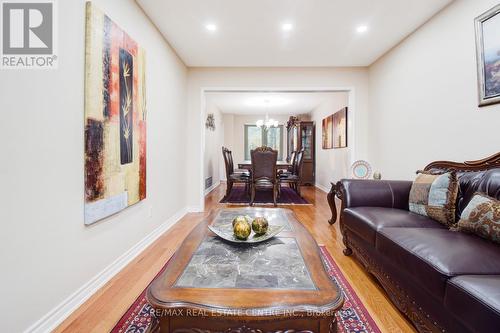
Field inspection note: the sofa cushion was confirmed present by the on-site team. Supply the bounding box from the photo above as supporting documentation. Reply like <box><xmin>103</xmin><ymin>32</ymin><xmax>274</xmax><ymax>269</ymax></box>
<box><xmin>445</xmin><ymin>275</ymin><xmax>500</xmax><ymax>332</ymax></box>
<box><xmin>454</xmin><ymin>193</ymin><xmax>500</xmax><ymax>244</ymax></box>
<box><xmin>376</xmin><ymin>228</ymin><xmax>500</xmax><ymax>299</ymax></box>
<box><xmin>409</xmin><ymin>172</ymin><xmax>459</xmax><ymax>226</ymax></box>
<box><xmin>343</xmin><ymin>207</ymin><xmax>444</xmax><ymax>245</ymax></box>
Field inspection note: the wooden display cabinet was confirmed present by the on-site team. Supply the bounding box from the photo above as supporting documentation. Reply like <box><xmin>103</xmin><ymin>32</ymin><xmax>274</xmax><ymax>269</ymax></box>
<box><xmin>286</xmin><ymin>116</ymin><xmax>315</xmax><ymax>185</ymax></box>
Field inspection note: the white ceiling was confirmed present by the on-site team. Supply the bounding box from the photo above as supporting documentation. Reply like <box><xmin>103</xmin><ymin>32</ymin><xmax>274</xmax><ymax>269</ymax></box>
<box><xmin>206</xmin><ymin>91</ymin><xmax>346</xmax><ymax>115</ymax></box>
<box><xmin>136</xmin><ymin>0</ymin><xmax>452</xmax><ymax>67</ymax></box>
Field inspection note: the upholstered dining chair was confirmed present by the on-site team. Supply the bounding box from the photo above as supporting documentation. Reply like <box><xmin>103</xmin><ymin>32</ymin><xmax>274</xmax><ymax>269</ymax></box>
<box><xmin>222</xmin><ymin>147</ymin><xmax>250</xmax><ymax>200</ymax></box>
<box><xmin>279</xmin><ymin>150</ymin><xmax>297</xmax><ymax>177</ymax></box>
<box><xmin>250</xmin><ymin>146</ymin><xmax>278</xmax><ymax>207</ymax></box>
<box><xmin>279</xmin><ymin>149</ymin><xmax>304</xmax><ymax>196</ymax></box>
<box><xmin>287</xmin><ymin>150</ymin><xmax>297</xmax><ymax>167</ymax></box>
<box><xmin>280</xmin><ymin>149</ymin><xmax>300</xmax><ymax>179</ymax></box>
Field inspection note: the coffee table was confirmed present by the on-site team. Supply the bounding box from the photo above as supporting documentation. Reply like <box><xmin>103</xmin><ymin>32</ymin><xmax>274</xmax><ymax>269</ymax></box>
<box><xmin>147</xmin><ymin>208</ymin><xmax>343</xmax><ymax>332</ymax></box>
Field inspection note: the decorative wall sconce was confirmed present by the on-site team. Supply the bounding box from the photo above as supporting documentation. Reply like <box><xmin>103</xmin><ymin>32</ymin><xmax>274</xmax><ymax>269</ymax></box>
<box><xmin>206</xmin><ymin>113</ymin><xmax>216</xmax><ymax>131</ymax></box>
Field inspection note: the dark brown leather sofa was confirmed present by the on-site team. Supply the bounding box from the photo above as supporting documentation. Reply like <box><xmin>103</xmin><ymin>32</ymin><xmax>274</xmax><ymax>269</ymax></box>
<box><xmin>328</xmin><ymin>153</ymin><xmax>500</xmax><ymax>333</ymax></box>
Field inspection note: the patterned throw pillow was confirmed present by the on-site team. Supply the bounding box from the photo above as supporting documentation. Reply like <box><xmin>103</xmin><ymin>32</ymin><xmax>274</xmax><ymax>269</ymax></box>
<box><xmin>409</xmin><ymin>171</ymin><xmax>458</xmax><ymax>226</ymax></box>
<box><xmin>454</xmin><ymin>193</ymin><xmax>500</xmax><ymax>244</ymax></box>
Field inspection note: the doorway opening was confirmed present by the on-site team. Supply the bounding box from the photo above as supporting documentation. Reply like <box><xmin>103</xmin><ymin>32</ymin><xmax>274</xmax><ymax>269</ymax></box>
<box><xmin>199</xmin><ymin>88</ymin><xmax>356</xmax><ymax>211</ymax></box>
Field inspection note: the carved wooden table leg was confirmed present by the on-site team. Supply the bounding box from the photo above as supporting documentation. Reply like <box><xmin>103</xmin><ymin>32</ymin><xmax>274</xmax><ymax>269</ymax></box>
<box><xmin>320</xmin><ymin>317</ymin><xmax>337</xmax><ymax>333</ymax></box>
<box><xmin>327</xmin><ymin>182</ymin><xmax>337</xmax><ymax>225</ymax></box>
<box><xmin>329</xmin><ymin>317</ymin><xmax>338</xmax><ymax>333</ymax></box>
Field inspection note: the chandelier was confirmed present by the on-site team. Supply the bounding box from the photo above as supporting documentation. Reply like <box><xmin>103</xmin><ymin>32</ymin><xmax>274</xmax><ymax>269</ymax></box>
<box><xmin>256</xmin><ymin>114</ymin><xmax>279</xmax><ymax>129</ymax></box>
<box><xmin>256</xmin><ymin>100</ymin><xmax>279</xmax><ymax>129</ymax></box>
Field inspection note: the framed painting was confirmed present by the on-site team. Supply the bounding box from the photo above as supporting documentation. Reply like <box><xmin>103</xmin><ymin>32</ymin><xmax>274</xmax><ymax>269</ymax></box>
<box><xmin>322</xmin><ymin>114</ymin><xmax>333</xmax><ymax>149</ymax></box>
<box><xmin>475</xmin><ymin>4</ymin><xmax>500</xmax><ymax>106</ymax></box>
<box><xmin>333</xmin><ymin>107</ymin><xmax>347</xmax><ymax>149</ymax></box>
<box><xmin>84</xmin><ymin>2</ymin><xmax>147</xmax><ymax>225</ymax></box>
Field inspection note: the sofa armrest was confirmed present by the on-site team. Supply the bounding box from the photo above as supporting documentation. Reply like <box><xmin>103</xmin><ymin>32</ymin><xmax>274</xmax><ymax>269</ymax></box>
<box><xmin>338</xmin><ymin>179</ymin><xmax>412</xmax><ymax>210</ymax></box>
<box><xmin>326</xmin><ymin>179</ymin><xmax>413</xmax><ymax>225</ymax></box>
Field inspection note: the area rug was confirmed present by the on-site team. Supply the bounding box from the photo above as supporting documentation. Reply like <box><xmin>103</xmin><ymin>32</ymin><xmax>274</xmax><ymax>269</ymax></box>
<box><xmin>219</xmin><ymin>186</ymin><xmax>310</xmax><ymax>205</ymax></box>
<box><xmin>111</xmin><ymin>246</ymin><xmax>380</xmax><ymax>333</ymax></box>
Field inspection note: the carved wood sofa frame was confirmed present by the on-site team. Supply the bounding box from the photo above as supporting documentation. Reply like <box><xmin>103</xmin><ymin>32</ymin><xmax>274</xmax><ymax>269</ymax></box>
<box><xmin>326</xmin><ymin>152</ymin><xmax>500</xmax><ymax>332</ymax></box>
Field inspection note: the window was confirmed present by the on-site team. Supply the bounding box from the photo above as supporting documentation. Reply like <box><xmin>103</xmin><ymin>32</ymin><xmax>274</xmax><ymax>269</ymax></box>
<box><xmin>244</xmin><ymin>125</ymin><xmax>283</xmax><ymax>160</ymax></box>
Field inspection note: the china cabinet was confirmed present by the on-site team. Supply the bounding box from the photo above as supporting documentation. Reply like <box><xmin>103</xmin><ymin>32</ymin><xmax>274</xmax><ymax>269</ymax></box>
<box><xmin>286</xmin><ymin>116</ymin><xmax>315</xmax><ymax>185</ymax></box>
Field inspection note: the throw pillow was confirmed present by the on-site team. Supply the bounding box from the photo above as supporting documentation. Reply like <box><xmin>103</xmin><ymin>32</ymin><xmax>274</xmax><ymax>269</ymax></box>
<box><xmin>409</xmin><ymin>171</ymin><xmax>458</xmax><ymax>226</ymax></box>
<box><xmin>453</xmin><ymin>193</ymin><xmax>500</xmax><ymax>244</ymax></box>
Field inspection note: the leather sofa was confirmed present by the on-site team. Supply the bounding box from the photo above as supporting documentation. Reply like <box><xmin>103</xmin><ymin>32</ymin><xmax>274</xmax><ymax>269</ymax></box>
<box><xmin>331</xmin><ymin>153</ymin><xmax>500</xmax><ymax>333</ymax></box>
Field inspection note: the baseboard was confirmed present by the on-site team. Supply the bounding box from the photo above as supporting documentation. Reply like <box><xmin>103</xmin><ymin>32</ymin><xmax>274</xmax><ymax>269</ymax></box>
<box><xmin>24</xmin><ymin>207</ymin><xmax>189</xmax><ymax>333</ymax></box>
<box><xmin>204</xmin><ymin>181</ymin><xmax>220</xmax><ymax>196</ymax></box>
<box><xmin>186</xmin><ymin>205</ymin><xmax>203</xmax><ymax>213</ymax></box>
<box><xmin>315</xmin><ymin>183</ymin><xmax>331</xmax><ymax>193</ymax></box>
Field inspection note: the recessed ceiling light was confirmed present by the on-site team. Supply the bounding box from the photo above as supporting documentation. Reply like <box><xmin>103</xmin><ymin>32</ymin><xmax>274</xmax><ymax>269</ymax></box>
<box><xmin>205</xmin><ymin>23</ymin><xmax>217</xmax><ymax>32</ymax></box>
<box><xmin>245</xmin><ymin>97</ymin><xmax>290</xmax><ymax>108</ymax></box>
<box><xmin>282</xmin><ymin>23</ymin><xmax>293</xmax><ymax>32</ymax></box>
<box><xmin>356</xmin><ymin>25</ymin><xmax>368</xmax><ymax>33</ymax></box>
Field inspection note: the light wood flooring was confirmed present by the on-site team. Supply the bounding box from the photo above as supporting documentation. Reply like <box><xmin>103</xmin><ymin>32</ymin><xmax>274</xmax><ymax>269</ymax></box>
<box><xmin>54</xmin><ymin>184</ymin><xmax>415</xmax><ymax>333</ymax></box>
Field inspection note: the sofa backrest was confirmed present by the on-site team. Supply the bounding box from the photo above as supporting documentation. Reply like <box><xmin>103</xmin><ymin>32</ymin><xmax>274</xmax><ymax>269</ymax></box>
<box><xmin>423</xmin><ymin>153</ymin><xmax>500</xmax><ymax>221</ymax></box>
<box><xmin>456</xmin><ymin>169</ymin><xmax>500</xmax><ymax>219</ymax></box>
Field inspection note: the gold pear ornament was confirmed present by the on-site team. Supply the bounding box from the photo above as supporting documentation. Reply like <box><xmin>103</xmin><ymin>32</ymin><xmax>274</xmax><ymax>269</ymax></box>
<box><xmin>233</xmin><ymin>217</ymin><xmax>251</xmax><ymax>240</ymax></box>
<box><xmin>252</xmin><ymin>217</ymin><xmax>269</xmax><ymax>236</ymax></box>
<box><xmin>232</xmin><ymin>215</ymin><xmax>248</xmax><ymax>227</ymax></box>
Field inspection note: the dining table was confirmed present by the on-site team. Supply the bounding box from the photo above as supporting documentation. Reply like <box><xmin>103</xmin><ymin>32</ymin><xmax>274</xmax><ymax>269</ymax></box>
<box><xmin>237</xmin><ymin>160</ymin><xmax>291</xmax><ymax>170</ymax></box>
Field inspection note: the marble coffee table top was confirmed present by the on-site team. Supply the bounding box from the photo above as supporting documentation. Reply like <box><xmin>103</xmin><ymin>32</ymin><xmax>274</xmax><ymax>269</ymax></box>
<box><xmin>174</xmin><ymin>208</ymin><xmax>314</xmax><ymax>290</ymax></box>
<box><xmin>147</xmin><ymin>208</ymin><xmax>343</xmax><ymax>320</ymax></box>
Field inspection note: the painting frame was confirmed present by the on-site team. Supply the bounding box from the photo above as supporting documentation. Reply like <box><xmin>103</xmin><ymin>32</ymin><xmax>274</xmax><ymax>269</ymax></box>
<box><xmin>321</xmin><ymin>114</ymin><xmax>333</xmax><ymax>149</ymax></box>
<box><xmin>333</xmin><ymin>107</ymin><xmax>348</xmax><ymax>149</ymax></box>
<box><xmin>475</xmin><ymin>4</ymin><xmax>500</xmax><ymax>107</ymax></box>
<box><xmin>84</xmin><ymin>2</ymin><xmax>147</xmax><ymax>225</ymax></box>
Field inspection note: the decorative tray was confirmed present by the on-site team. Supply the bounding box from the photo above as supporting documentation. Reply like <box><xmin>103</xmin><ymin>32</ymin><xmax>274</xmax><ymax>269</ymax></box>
<box><xmin>208</xmin><ymin>224</ymin><xmax>284</xmax><ymax>244</ymax></box>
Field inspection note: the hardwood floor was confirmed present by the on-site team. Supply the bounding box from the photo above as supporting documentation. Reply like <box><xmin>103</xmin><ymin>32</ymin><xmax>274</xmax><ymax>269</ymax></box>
<box><xmin>54</xmin><ymin>184</ymin><xmax>416</xmax><ymax>333</ymax></box>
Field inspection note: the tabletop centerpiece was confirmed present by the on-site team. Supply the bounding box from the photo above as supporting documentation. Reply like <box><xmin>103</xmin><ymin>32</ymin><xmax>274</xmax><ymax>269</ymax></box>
<box><xmin>209</xmin><ymin>214</ymin><xmax>283</xmax><ymax>243</ymax></box>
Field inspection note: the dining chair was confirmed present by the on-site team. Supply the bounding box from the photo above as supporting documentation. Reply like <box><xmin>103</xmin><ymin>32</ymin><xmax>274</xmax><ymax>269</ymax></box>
<box><xmin>279</xmin><ymin>149</ymin><xmax>305</xmax><ymax>196</ymax></box>
<box><xmin>222</xmin><ymin>147</ymin><xmax>250</xmax><ymax>200</ymax></box>
<box><xmin>287</xmin><ymin>150</ymin><xmax>297</xmax><ymax>166</ymax></box>
<box><xmin>250</xmin><ymin>146</ymin><xmax>278</xmax><ymax>207</ymax></box>
<box><xmin>280</xmin><ymin>150</ymin><xmax>297</xmax><ymax>177</ymax></box>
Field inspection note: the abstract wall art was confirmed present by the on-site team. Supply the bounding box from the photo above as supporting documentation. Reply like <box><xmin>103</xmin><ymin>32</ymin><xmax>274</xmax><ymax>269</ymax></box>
<box><xmin>333</xmin><ymin>107</ymin><xmax>347</xmax><ymax>149</ymax></box>
<box><xmin>84</xmin><ymin>2</ymin><xmax>146</xmax><ymax>225</ymax></box>
<box><xmin>475</xmin><ymin>4</ymin><xmax>500</xmax><ymax>106</ymax></box>
<box><xmin>321</xmin><ymin>114</ymin><xmax>333</xmax><ymax>149</ymax></box>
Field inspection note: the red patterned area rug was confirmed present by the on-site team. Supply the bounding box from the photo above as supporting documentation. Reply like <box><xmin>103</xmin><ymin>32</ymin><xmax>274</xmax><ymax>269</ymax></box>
<box><xmin>111</xmin><ymin>246</ymin><xmax>380</xmax><ymax>333</ymax></box>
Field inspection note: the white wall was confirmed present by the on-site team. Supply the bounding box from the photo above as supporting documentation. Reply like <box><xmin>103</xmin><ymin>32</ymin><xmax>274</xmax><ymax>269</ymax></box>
<box><xmin>203</xmin><ymin>104</ymin><xmax>223</xmax><ymax>190</ymax></box>
<box><xmin>369</xmin><ymin>0</ymin><xmax>500</xmax><ymax>180</ymax></box>
<box><xmin>187</xmin><ymin>68</ymin><xmax>370</xmax><ymax>209</ymax></box>
<box><xmin>309</xmin><ymin>93</ymin><xmax>350</xmax><ymax>191</ymax></box>
<box><xmin>0</xmin><ymin>0</ymin><xmax>187</xmax><ymax>331</ymax></box>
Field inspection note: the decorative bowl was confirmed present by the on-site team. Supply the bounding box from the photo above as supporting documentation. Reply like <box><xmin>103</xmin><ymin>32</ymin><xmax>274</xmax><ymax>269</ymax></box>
<box><xmin>208</xmin><ymin>224</ymin><xmax>284</xmax><ymax>244</ymax></box>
